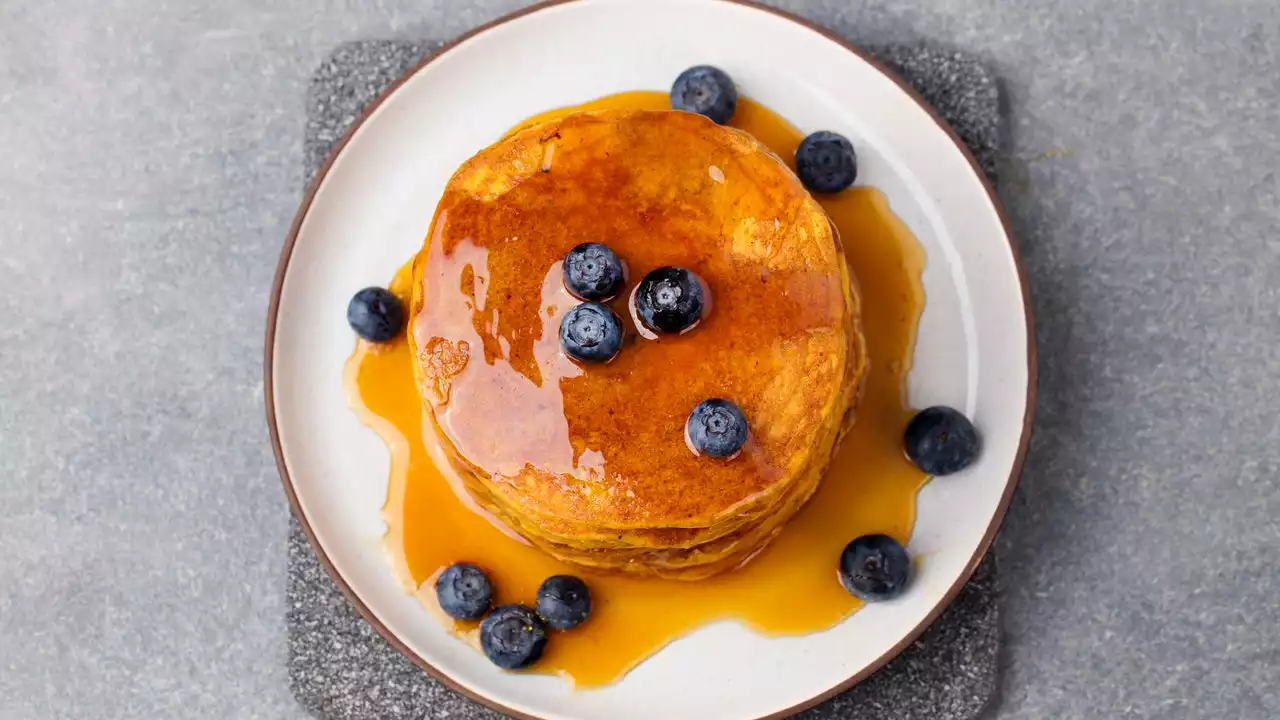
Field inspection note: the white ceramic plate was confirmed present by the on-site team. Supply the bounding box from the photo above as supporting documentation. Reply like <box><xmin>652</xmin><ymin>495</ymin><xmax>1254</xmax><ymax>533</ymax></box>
<box><xmin>266</xmin><ymin>1</ymin><xmax>1035</xmax><ymax>717</ymax></box>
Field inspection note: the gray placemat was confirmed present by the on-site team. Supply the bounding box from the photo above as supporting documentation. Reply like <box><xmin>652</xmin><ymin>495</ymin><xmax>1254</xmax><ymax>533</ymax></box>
<box><xmin>289</xmin><ymin>39</ymin><xmax>1003</xmax><ymax>720</ymax></box>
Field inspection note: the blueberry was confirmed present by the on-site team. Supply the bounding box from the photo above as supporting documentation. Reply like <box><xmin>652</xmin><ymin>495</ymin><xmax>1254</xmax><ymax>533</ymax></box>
<box><xmin>670</xmin><ymin>65</ymin><xmax>738</xmax><ymax>124</ymax></box>
<box><xmin>838</xmin><ymin>534</ymin><xmax>911</xmax><ymax>602</ymax></box>
<box><xmin>535</xmin><ymin>575</ymin><xmax>592</xmax><ymax>630</ymax></box>
<box><xmin>634</xmin><ymin>266</ymin><xmax>704</xmax><ymax>335</ymax></box>
<box><xmin>347</xmin><ymin>286</ymin><xmax>405</xmax><ymax>342</ymax></box>
<box><xmin>479</xmin><ymin>604</ymin><xmax>548</xmax><ymax>670</ymax></box>
<box><xmin>795</xmin><ymin>131</ymin><xmax>857</xmax><ymax>194</ymax></box>
<box><xmin>904</xmin><ymin>406</ymin><xmax>981</xmax><ymax>476</ymax></box>
<box><xmin>434</xmin><ymin>563</ymin><xmax>494</xmax><ymax>620</ymax></box>
<box><xmin>562</xmin><ymin>243</ymin><xmax>625</xmax><ymax>301</ymax></box>
<box><xmin>686</xmin><ymin>398</ymin><xmax>748</xmax><ymax>458</ymax></box>
<box><xmin>559</xmin><ymin>302</ymin><xmax>623</xmax><ymax>363</ymax></box>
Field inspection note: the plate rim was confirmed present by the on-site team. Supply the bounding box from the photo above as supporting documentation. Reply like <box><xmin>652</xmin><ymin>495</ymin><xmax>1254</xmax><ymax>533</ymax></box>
<box><xmin>263</xmin><ymin>1</ymin><xmax>1038</xmax><ymax>717</ymax></box>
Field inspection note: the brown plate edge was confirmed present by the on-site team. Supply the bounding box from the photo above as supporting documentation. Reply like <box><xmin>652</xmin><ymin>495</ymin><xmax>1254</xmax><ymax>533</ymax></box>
<box><xmin>261</xmin><ymin>1</ymin><xmax>1039</xmax><ymax>719</ymax></box>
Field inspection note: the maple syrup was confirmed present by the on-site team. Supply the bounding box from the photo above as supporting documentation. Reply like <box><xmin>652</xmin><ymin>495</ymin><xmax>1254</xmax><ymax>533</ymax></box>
<box><xmin>345</xmin><ymin>91</ymin><xmax>927</xmax><ymax>687</ymax></box>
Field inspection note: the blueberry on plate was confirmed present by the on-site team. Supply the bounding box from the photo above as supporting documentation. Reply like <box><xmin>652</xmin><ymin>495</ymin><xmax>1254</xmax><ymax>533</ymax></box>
<box><xmin>535</xmin><ymin>575</ymin><xmax>593</xmax><ymax>630</ymax></box>
<box><xmin>347</xmin><ymin>286</ymin><xmax>405</xmax><ymax>342</ymax></box>
<box><xmin>670</xmin><ymin>65</ymin><xmax>738</xmax><ymax>124</ymax></box>
<box><xmin>634</xmin><ymin>266</ymin><xmax>705</xmax><ymax>335</ymax></box>
<box><xmin>795</xmin><ymin>131</ymin><xmax>857</xmax><ymax>194</ymax></box>
<box><xmin>838</xmin><ymin>534</ymin><xmax>911</xmax><ymax>602</ymax></box>
<box><xmin>904</xmin><ymin>406</ymin><xmax>981</xmax><ymax>476</ymax></box>
<box><xmin>559</xmin><ymin>302</ymin><xmax>624</xmax><ymax>363</ymax></box>
<box><xmin>434</xmin><ymin>563</ymin><xmax>493</xmax><ymax>620</ymax></box>
<box><xmin>480</xmin><ymin>604</ymin><xmax>549</xmax><ymax>670</ymax></box>
<box><xmin>686</xmin><ymin>398</ymin><xmax>749</xmax><ymax>458</ymax></box>
<box><xmin>563</xmin><ymin>243</ymin><xmax>625</xmax><ymax>301</ymax></box>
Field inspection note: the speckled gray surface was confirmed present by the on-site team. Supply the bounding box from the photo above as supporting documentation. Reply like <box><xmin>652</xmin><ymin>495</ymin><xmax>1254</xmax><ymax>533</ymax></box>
<box><xmin>3</xmin><ymin>1</ymin><xmax>1280</xmax><ymax>719</ymax></box>
<box><xmin>287</xmin><ymin>40</ymin><xmax>1000</xmax><ymax>720</ymax></box>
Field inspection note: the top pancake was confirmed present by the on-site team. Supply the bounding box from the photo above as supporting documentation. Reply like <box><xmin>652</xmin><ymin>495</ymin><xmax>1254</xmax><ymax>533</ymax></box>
<box><xmin>409</xmin><ymin>108</ymin><xmax>862</xmax><ymax>534</ymax></box>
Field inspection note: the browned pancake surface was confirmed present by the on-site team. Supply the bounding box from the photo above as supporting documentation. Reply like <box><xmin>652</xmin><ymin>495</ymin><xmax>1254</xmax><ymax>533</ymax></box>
<box><xmin>410</xmin><ymin>109</ymin><xmax>860</xmax><ymax>540</ymax></box>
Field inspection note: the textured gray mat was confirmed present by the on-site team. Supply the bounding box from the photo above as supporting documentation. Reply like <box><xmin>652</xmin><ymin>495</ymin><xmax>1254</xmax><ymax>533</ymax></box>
<box><xmin>288</xmin><ymin>39</ymin><xmax>1003</xmax><ymax>720</ymax></box>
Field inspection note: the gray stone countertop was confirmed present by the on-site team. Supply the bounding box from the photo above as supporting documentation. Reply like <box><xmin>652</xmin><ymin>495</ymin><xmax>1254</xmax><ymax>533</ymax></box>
<box><xmin>1</xmin><ymin>1</ymin><xmax>1277</xmax><ymax>719</ymax></box>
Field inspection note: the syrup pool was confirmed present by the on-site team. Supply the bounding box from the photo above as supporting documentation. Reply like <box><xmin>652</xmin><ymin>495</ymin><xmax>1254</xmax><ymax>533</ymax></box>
<box><xmin>345</xmin><ymin>91</ymin><xmax>928</xmax><ymax>687</ymax></box>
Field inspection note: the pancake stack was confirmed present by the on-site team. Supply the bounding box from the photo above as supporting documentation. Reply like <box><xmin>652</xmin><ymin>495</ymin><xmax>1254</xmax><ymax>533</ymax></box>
<box><xmin>408</xmin><ymin>109</ymin><xmax>865</xmax><ymax>580</ymax></box>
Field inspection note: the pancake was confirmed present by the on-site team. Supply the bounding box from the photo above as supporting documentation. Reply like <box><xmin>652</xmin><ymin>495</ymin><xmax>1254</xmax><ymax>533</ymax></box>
<box><xmin>408</xmin><ymin>108</ymin><xmax>865</xmax><ymax>579</ymax></box>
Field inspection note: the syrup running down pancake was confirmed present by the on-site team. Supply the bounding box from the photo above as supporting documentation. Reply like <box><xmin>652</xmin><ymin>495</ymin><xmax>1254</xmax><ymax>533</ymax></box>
<box><xmin>408</xmin><ymin>109</ymin><xmax>866</xmax><ymax>579</ymax></box>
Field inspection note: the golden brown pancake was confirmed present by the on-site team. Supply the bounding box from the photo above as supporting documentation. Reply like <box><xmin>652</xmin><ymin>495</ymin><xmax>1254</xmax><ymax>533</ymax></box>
<box><xmin>408</xmin><ymin>109</ymin><xmax>865</xmax><ymax>579</ymax></box>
